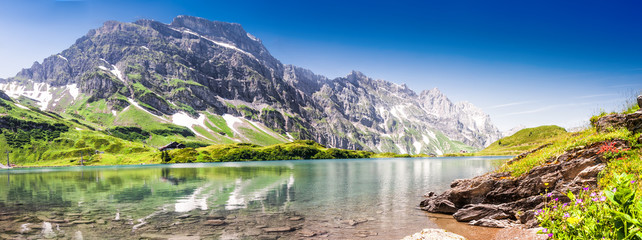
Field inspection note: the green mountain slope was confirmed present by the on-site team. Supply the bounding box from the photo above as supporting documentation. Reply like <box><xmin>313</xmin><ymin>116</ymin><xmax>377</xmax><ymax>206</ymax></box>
<box><xmin>0</xmin><ymin>93</ymin><xmax>378</xmax><ymax>167</ymax></box>
<box><xmin>476</xmin><ymin>125</ymin><xmax>568</xmax><ymax>156</ymax></box>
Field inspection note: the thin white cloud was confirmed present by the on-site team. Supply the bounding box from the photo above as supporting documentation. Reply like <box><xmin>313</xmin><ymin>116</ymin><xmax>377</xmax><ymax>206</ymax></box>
<box><xmin>498</xmin><ymin>99</ymin><xmax>623</xmax><ymax>117</ymax></box>
<box><xmin>499</xmin><ymin>105</ymin><xmax>556</xmax><ymax>116</ymax></box>
<box><xmin>574</xmin><ymin>93</ymin><xmax>617</xmax><ymax>99</ymax></box>
<box><xmin>487</xmin><ymin>100</ymin><xmax>535</xmax><ymax>109</ymax></box>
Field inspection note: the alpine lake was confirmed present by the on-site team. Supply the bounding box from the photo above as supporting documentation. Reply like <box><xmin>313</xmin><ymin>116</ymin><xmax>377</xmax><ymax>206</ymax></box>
<box><xmin>0</xmin><ymin>156</ymin><xmax>507</xmax><ymax>239</ymax></box>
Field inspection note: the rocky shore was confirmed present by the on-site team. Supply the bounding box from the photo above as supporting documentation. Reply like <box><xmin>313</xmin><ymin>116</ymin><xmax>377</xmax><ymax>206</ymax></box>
<box><xmin>419</xmin><ymin>109</ymin><xmax>642</xmax><ymax>230</ymax></box>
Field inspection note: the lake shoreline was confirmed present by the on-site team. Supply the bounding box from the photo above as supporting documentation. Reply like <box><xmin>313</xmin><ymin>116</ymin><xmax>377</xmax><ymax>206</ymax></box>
<box><xmin>0</xmin><ymin>154</ymin><xmax>514</xmax><ymax>169</ymax></box>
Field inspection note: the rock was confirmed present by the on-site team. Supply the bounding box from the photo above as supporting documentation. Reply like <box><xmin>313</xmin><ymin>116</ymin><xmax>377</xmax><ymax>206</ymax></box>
<box><xmin>298</xmin><ymin>229</ymin><xmax>316</xmax><ymax>237</ymax></box>
<box><xmin>205</xmin><ymin>215</ymin><xmax>225</xmax><ymax>220</ymax></box>
<box><xmin>507</xmin><ymin>143</ymin><xmax>552</xmax><ymax>165</ymax></box>
<box><xmin>638</xmin><ymin>95</ymin><xmax>642</xmax><ymax>111</ymax></box>
<box><xmin>13</xmin><ymin>216</ymin><xmax>31</xmax><ymax>223</ymax></box>
<box><xmin>71</xmin><ymin>220</ymin><xmax>95</xmax><ymax>224</ymax></box>
<box><xmin>257</xmin><ymin>235</ymin><xmax>278</xmax><ymax>240</ymax></box>
<box><xmin>1</xmin><ymin>233</ymin><xmax>15</xmax><ymax>239</ymax></box>
<box><xmin>96</xmin><ymin>219</ymin><xmax>106</xmax><ymax>224</ymax></box>
<box><xmin>401</xmin><ymin>228</ymin><xmax>466</xmax><ymax>240</ymax></box>
<box><xmin>263</xmin><ymin>226</ymin><xmax>294</xmax><ymax>233</ymax></box>
<box><xmin>469</xmin><ymin>218</ymin><xmax>517</xmax><ymax>228</ymax></box>
<box><xmin>519</xmin><ymin>210</ymin><xmax>539</xmax><ymax>228</ymax></box>
<box><xmin>176</xmin><ymin>214</ymin><xmax>191</xmax><ymax>219</ymax></box>
<box><xmin>420</xmin><ymin>196</ymin><xmax>457</xmax><ymax>214</ymax></box>
<box><xmin>288</xmin><ymin>216</ymin><xmax>303</xmax><ymax>221</ymax></box>
<box><xmin>48</xmin><ymin>219</ymin><xmax>67</xmax><ymax>223</ymax></box>
<box><xmin>595</xmin><ymin>112</ymin><xmax>642</xmax><ymax>133</ymax></box>
<box><xmin>203</xmin><ymin>220</ymin><xmax>225</xmax><ymax>226</ymax></box>
<box><xmin>452</xmin><ymin>204</ymin><xmax>512</xmax><ymax>222</ymax></box>
<box><xmin>342</xmin><ymin>218</ymin><xmax>368</xmax><ymax>226</ymax></box>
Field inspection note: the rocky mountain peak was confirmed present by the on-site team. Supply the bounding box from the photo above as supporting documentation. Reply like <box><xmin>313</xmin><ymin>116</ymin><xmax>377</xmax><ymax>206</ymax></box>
<box><xmin>170</xmin><ymin>15</ymin><xmax>244</xmax><ymax>37</ymax></box>
<box><xmin>420</xmin><ymin>87</ymin><xmax>445</xmax><ymax>98</ymax></box>
<box><xmin>167</xmin><ymin>15</ymin><xmax>273</xmax><ymax>63</ymax></box>
<box><xmin>0</xmin><ymin>15</ymin><xmax>502</xmax><ymax>154</ymax></box>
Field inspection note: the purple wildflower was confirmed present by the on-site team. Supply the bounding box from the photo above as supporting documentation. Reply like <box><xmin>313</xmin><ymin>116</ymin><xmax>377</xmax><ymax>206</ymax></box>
<box><xmin>548</xmin><ymin>233</ymin><xmax>553</xmax><ymax>238</ymax></box>
<box><xmin>632</xmin><ymin>180</ymin><xmax>636</xmax><ymax>184</ymax></box>
<box><xmin>554</xmin><ymin>198</ymin><xmax>559</xmax><ymax>201</ymax></box>
<box><xmin>599</xmin><ymin>196</ymin><xmax>606</xmax><ymax>201</ymax></box>
<box><xmin>563</xmin><ymin>213</ymin><xmax>570</xmax><ymax>218</ymax></box>
<box><xmin>590</xmin><ymin>192</ymin><xmax>597</xmax><ymax>197</ymax></box>
<box><xmin>547</xmin><ymin>192</ymin><xmax>553</xmax><ymax>197</ymax></box>
<box><xmin>583</xmin><ymin>187</ymin><xmax>589</xmax><ymax>191</ymax></box>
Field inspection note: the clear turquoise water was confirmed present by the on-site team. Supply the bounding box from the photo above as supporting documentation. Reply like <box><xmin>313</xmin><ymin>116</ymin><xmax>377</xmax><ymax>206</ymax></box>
<box><xmin>0</xmin><ymin>156</ymin><xmax>507</xmax><ymax>239</ymax></box>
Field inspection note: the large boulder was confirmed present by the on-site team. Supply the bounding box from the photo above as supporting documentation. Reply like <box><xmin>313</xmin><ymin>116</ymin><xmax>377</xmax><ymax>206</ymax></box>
<box><xmin>594</xmin><ymin>112</ymin><xmax>642</xmax><ymax>133</ymax></box>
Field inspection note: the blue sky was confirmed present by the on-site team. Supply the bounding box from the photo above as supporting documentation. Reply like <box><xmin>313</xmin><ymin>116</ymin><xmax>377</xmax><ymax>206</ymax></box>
<box><xmin>0</xmin><ymin>0</ymin><xmax>641</xmax><ymax>131</ymax></box>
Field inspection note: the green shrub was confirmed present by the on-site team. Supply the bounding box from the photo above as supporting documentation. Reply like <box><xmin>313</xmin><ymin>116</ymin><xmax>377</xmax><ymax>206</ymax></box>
<box><xmin>169</xmin><ymin>148</ymin><xmax>198</xmax><ymax>163</ymax></box>
<box><xmin>106</xmin><ymin>126</ymin><xmax>150</xmax><ymax>142</ymax></box>
<box><xmin>105</xmin><ymin>142</ymin><xmax>123</xmax><ymax>153</ymax></box>
<box><xmin>74</xmin><ymin>140</ymin><xmax>87</xmax><ymax>148</ymax></box>
<box><xmin>150</xmin><ymin>125</ymin><xmax>194</xmax><ymax>137</ymax></box>
<box><xmin>92</xmin><ymin>138</ymin><xmax>110</xmax><ymax>149</ymax></box>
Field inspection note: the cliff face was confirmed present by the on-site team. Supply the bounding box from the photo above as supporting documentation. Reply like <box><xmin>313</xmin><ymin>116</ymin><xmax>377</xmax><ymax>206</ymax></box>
<box><xmin>0</xmin><ymin>15</ymin><xmax>501</xmax><ymax>154</ymax></box>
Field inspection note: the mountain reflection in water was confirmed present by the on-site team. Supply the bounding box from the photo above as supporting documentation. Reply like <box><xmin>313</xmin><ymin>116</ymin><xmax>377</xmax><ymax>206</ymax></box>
<box><xmin>0</xmin><ymin>157</ymin><xmax>505</xmax><ymax>239</ymax></box>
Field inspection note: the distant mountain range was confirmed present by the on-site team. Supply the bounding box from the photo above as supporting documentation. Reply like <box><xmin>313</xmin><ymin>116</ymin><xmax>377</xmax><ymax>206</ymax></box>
<box><xmin>0</xmin><ymin>15</ymin><xmax>501</xmax><ymax>154</ymax></box>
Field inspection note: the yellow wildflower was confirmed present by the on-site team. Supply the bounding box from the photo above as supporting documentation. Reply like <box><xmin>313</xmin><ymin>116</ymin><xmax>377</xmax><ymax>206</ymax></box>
<box><xmin>567</xmin><ymin>217</ymin><xmax>581</xmax><ymax>225</ymax></box>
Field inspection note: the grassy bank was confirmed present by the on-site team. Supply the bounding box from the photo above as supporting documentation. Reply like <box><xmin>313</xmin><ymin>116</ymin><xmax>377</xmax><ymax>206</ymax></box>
<box><xmin>501</xmin><ymin>103</ymin><xmax>641</xmax><ymax>239</ymax></box>
<box><xmin>5</xmin><ymin>139</ymin><xmax>433</xmax><ymax>167</ymax></box>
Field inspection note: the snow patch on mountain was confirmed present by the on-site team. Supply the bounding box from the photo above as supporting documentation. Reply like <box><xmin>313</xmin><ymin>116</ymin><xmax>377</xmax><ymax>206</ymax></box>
<box><xmin>111</xmin><ymin>65</ymin><xmax>125</xmax><ymax>82</ymax></box>
<box><xmin>0</xmin><ymin>81</ymin><xmax>82</xmax><ymax>110</ymax></box>
<box><xmin>413</xmin><ymin>141</ymin><xmax>422</xmax><ymax>154</ymax></box>
<box><xmin>68</xmin><ymin>84</ymin><xmax>79</xmax><ymax>100</ymax></box>
<box><xmin>15</xmin><ymin>103</ymin><xmax>29</xmax><ymax>110</ymax></box>
<box><xmin>57</xmin><ymin>55</ymin><xmax>68</xmax><ymax>61</ymax></box>
<box><xmin>171</xmin><ymin>112</ymin><xmax>211</xmax><ymax>140</ymax></box>
<box><xmin>222</xmin><ymin>114</ymin><xmax>243</xmax><ymax>136</ymax></box>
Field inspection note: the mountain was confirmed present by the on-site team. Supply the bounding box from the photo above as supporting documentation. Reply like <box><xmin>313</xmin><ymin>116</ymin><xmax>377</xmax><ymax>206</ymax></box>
<box><xmin>502</xmin><ymin>125</ymin><xmax>526</xmax><ymax>138</ymax></box>
<box><xmin>0</xmin><ymin>15</ymin><xmax>500</xmax><ymax>154</ymax></box>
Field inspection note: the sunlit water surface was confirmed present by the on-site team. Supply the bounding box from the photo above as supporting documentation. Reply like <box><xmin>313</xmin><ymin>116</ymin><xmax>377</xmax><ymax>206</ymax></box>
<box><xmin>0</xmin><ymin>157</ymin><xmax>507</xmax><ymax>239</ymax></box>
